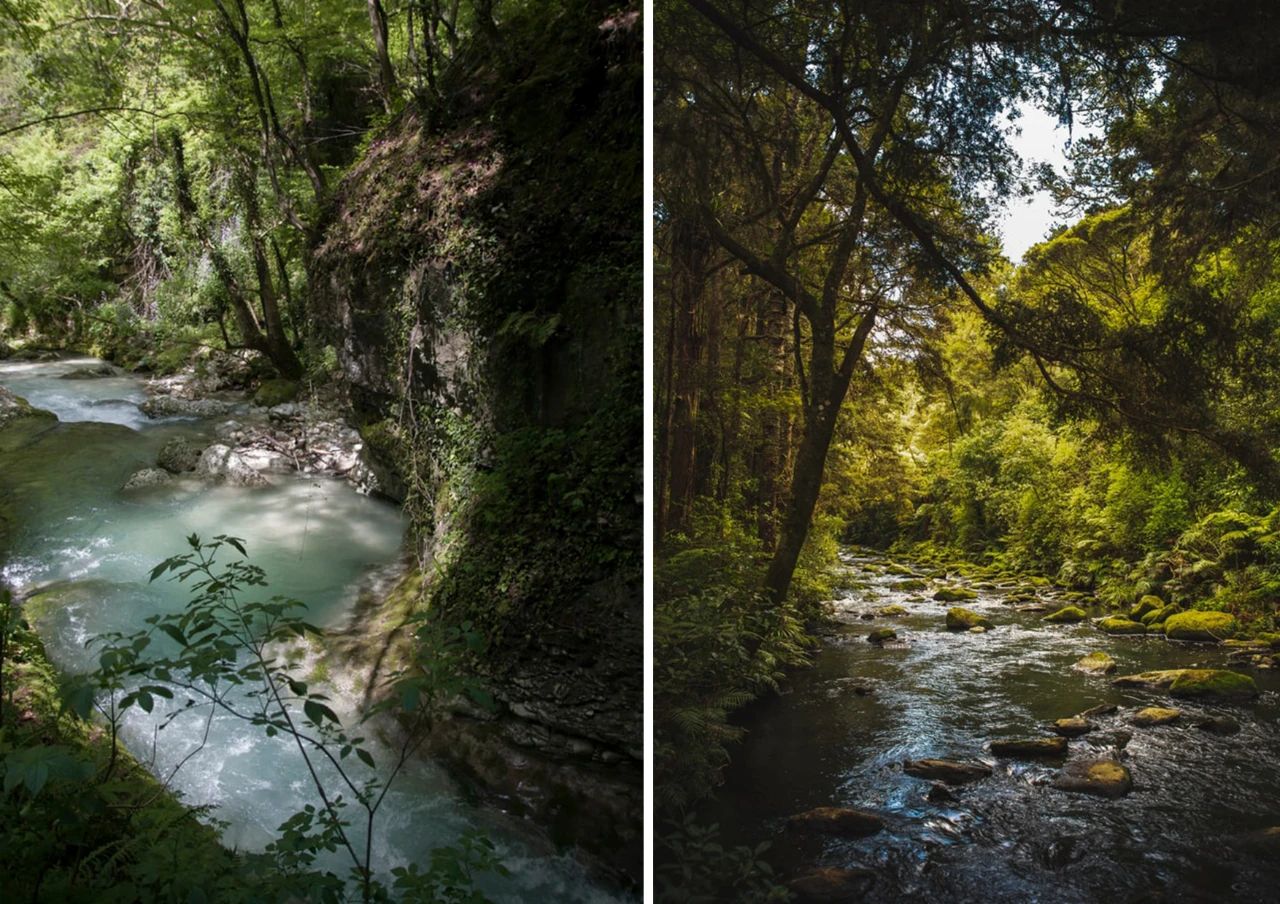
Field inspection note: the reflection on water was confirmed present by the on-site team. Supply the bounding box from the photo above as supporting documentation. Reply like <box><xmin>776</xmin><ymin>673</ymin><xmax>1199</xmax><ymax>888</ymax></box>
<box><xmin>705</xmin><ymin>552</ymin><xmax>1280</xmax><ymax>903</ymax></box>
<box><xmin>1</xmin><ymin>357</ymin><xmax>627</xmax><ymax>903</ymax></box>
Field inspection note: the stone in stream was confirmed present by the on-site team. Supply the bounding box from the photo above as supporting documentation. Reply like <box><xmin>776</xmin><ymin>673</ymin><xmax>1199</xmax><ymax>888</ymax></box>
<box><xmin>1079</xmin><ymin>703</ymin><xmax>1119</xmax><ymax>718</ymax></box>
<box><xmin>1074</xmin><ymin>652</ymin><xmax>1117</xmax><ymax>675</ymax></box>
<box><xmin>1112</xmin><ymin>668</ymin><xmax>1259</xmax><ymax>701</ymax></box>
<box><xmin>1053</xmin><ymin>758</ymin><xmax>1132</xmax><ymax>798</ymax></box>
<box><xmin>945</xmin><ymin>607</ymin><xmax>992</xmax><ymax>631</ymax></box>
<box><xmin>894</xmin><ymin>579</ymin><xmax>928</xmax><ymax>591</ymax></box>
<box><xmin>60</xmin><ymin>363</ymin><xmax>120</xmax><ymax>379</ymax></box>
<box><xmin>139</xmin><ymin>396</ymin><xmax>237</xmax><ymax>418</ymax></box>
<box><xmin>1163</xmin><ymin>610</ymin><xmax>1238</xmax><ymax>642</ymax></box>
<box><xmin>787</xmin><ymin>867</ymin><xmax>877</xmax><ymax>903</ymax></box>
<box><xmin>990</xmin><ymin>737</ymin><xmax>1068</xmax><ymax>758</ymax></box>
<box><xmin>196</xmin><ymin>443</ymin><xmax>269</xmax><ymax>487</ymax></box>
<box><xmin>1141</xmin><ymin>603</ymin><xmax>1181</xmax><ymax>627</ymax></box>
<box><xmin>902</xmin><ymin>758</ymin><xmax>992</xmax><ymax>785</ymax></box>
<box><xmin>877</xmin><ymin>604</ymin><xmax>908</xmax><ymax>616</ymax></box>
<box><xmin>787</xmin><ymin>806</ymin><xmax>884</xmax><ymax>837</ymax></box>
<box><xmin>1129</xmin><ymin>595</ymin><xmax>1164</xmax><ymax>621</ymax></box>
<box><xmin>1195</xmin><ymin>716</ymin><xmax>1241</xmax><ymax>735</ymax></box>
<box><xmin>1053</xmin><ymin>717</ymin><xmax>1095</xmax><ymax>737</ymax></box>
<box><xmin>867</xmin><ymin>627</ymin><xmax>897</xmax><ymax>644</ymax></box>
<box><xmin>1016</xmin><ymin>603</ymin><xmax>1050</xmax><ymax>613</ymax></box>
<box><xmin>121</xmin><ymin>467</ymin><xmax>173</xmax><ymax>491</ymax></box>
<box><xmin>1131</xmin><ymin>706</ymin><xmax>1181</xmax><ymax>727</ymax></box>
<box><xmin>156</xmin><ymin>437</ymin><xmax>202</xmax><ymax>473</ymax></box>
<box><xmin>1044</xmin><ymin>606</ymin><xmax>1088</xmax><ymax>624</ymax></box>
<box><xmin>1098</xmin><ymin>616</ymin><xmax>1147</xmax><ymax>635</ymax></box>
<box><xmin>925</xmin><ymin>783</ymin><xmax>958</xmax><ymax>803</ymax></box>
<box><xmin>934</xmin><ymin>586</ymin><xmax>978</xmax><ymax>602</ymax></box>
<box><xmin>968</xmin><ymin>625</ymin><xmax>987</xmax><ymax>634</ymax></box>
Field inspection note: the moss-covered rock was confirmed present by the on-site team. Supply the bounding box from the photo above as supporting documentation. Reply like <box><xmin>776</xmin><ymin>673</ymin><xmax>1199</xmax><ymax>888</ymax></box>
<box><xmin>1131</xmin><ymin>706</ymin><xmax>1181</xmax><ymax>726</ymax></box>
<box><xmin>934</xmin><ymin>586</ymin><xmax>978</xmax><ymax>602</ymax></box>
<box><xmin>1074</xmin><ymin>651</ymin><xmax>1116</xmax><ymax>675</ymax></box>
<box><xmin>1129</xmin><ymin>595</ymin><xmax>1164</xmax><ymax>621</ymax></box>
<box><xmin>885</xmin><ymin>563</ymin><xmax>918</xmax><ymax>576</ymax></box>
<box><xmin>1053</xmin><ymin>758</ymin><xmax>1132</xmax><ymax>798</ymax></box>
<box><xmin>1044</xmin><ymin>605</ymin><xmax>1087</xmax><ymax>624</ymax></box>
<box><xmin>1140</xmin><ymin>603</ymin><xmax>1180</xmax><ymax>626</ymax></box>
<box><xmin>867</xmin><ymin>627</ymin><xmax>897</xmax><ymax>644</ymax></box>
<box><xmin>1098</xmin><ymin>616</ymin><xmax>1147</xmax><ymax>635</ymax></box>
<box><xmin>877</xmin><ymin>604</ymin><xmax>908</xmax><ymax>617</ymax></box>
<box><xmin>1168</xmin><ymin>669</ymin><xmax>1258</xmax><ymax>701</ymax></box>
<box><xmin>1053</xmin><ymin>717</ymin><xmax>1094</xmax><ymax>737</ymax></box>
<box><xmin>253</xmin><ymin>378</ymin><xmax>300</xmax><ymax>408</ymax></box>
<box><xmin>893</xmin><ymin>579</ymin><xmax>928</xmax><ymax>592</ymax></box>
<box><xmin>1163</xmin><ymin>610</ymin><xmax>1238</xmax><ymax>642</ymax></box>
<box><xmin>990</xmin><ymin>737</ymin><xmax>1068</xmax><ymax>758</ymax></box>
<box><xmin>945</xmin><ymin>607</ymin><xmax>992</xmax><ymax>631</ymax></box>
<box><xmin>902</xmin><ymin>759</ymin><xmax>992</xmax><ymax>784</ymax></box>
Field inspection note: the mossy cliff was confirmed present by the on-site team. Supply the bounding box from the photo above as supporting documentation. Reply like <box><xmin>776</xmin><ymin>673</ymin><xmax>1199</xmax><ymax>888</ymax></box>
<box><xmin>310</xmin><ymin>2</ymin><xmax>640</xmax><ymax>884</ymax></box>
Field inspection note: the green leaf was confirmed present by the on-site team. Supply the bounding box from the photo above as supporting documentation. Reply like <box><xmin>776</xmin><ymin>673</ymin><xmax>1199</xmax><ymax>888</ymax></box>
<box><xmin>356</xmin><ymin>748</ymin><xmax>375</xmax><ymax>769</ymax></box>
<box><xmin>157</xmin><ymin>623</ymin><xmax>188</xmax><ymax>647</ymax></box>
<box><xmin>304</xmin><ymin>699</ymin><xmax>339</xmax><ymax>725</ymax></box>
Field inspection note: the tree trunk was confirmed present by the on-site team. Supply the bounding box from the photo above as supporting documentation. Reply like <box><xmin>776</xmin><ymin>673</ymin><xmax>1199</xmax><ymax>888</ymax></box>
<box><xmin>368</xmin><ymin>0</ymin><xmax>397</xmax><ymax>110</ymax></box>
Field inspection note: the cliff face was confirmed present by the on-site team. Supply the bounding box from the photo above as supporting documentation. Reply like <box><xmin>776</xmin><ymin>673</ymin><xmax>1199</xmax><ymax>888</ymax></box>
<box><xmin>310</xmin><ymin>3</ymin><xmax>641</xmax><ymax>884</ymax></box>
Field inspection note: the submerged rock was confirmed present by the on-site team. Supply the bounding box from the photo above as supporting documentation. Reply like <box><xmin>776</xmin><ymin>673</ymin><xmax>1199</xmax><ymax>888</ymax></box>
<box><xmin>787</xmin><ymin>806</ymin><xmax>884</xmax><ymax>837</ymax></box>
<box><xmin>945</xmin><ymin>607</ymin><xmax>992</xmax><ymax>631</ymax></box>
<box><xmin>1195</xmin><ymin>716</ymin><xmax>1241</xmax><ymax>735</ymax></box>
<box><xmin>156</xmin><ymin>437</ymin><xmax>202</xmax><ymax>473</ymax></box>
<box><xmin>903</xmin><ymin>758</ymin><xmax>992</xmax><ymax>784</ymax></box>
<box><xmin>1044</xmin><ymin>605</ymin><xmax>1088</xmax><ymax>624</ymax></box>
<box><xmin>1053</xmin><ymin>717</ymin><xmax>1095</xmax><ymax>737</ymax></box>
<box><xmin>934</xmin><ymin>586</ymin><xmax>978</xmax><ymax>602</ymax></box>
<box><xmin>1131</xmin><ymin>706</ymin><xmax>1181</xmax><ymax>727</ymax></box>
<box><xmin>788</xmin><ymin>867</ymin><xmax>877</xmax><ymax>902</ymax></box>
<box><xmin>867</xmin><ymin>627</ymin><xmax>897</xmax><ymax>644</ymax></box>
<box><xmin>990</xmin><ymin>737</ymin><xmax>1068</xmax><ymax>758</ymax></box>
<box><xmin>1053</xmin><ymin>758</ymin><xmax>1132</xmax><ymax>798</ymax></box>
<box><xmin>1098</xmin><ymin>616</ymin><xmax>1147</xmax><ymax>635</ymax></box>
<box><xmin>1112</xmin><ymin>668</ymin><xmax>1259</xmax><ymax>701</ymax></box>
<box><xmin>121</xmin><ymin>468</ymin><xmax>173</xmax><ymax>491</ymax></box>
<box><xmin>60</xmin><ymin>363</ymin><xmax>120</xmax><ymax>379</ymax></box>
<box><xmin>1074</xmin><ymin>652</ymin><xmax>1117</xmax><ymax>675</ymax></box>
<box><xmin>1079</xmin><ymin>703</ymin><xmax>1119</xmax><ymax>718</ymax></box>
<box><xmin>925</xmin><ymin>783</ymin><xmax>957</xmax><ymax>803</ymax></box>
<box><xmin>1163</xmin><ymin>610</ymin><xmax>1238</xmax><ymax>642</ymax></box>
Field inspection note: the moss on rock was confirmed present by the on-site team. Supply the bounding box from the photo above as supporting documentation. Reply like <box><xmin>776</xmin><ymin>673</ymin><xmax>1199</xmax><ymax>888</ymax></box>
<box><xmin>867</xmin><ymin>627</ymin><xmax>897</xmax><ymax>644</ymax></box>
<box><xmin>1131</xmin><ymin>706</ymin><xmax>1181</xmax><ymax>726</ymax></box>
<box><xmin>945</xmin><ymin>607</ymin><xmax>992</xmax><ymax>631</ymax></box>
<box><xmin>1098</xmin><ymin>616</ymin><xmax>1147</xmax><ymax>635</ymax></box>
<box><xmin>1074</xmin><ymin>651</ymin><xmax>1116</xmax><ymax>675</ymax></box>
<box><xmin>934</xmin><ymin>586</ymin><xmax>978</xmax><ymax>602</ymax></box>
<box><xmin>1044</xmin><ymin>605</ymin><xmax>1087</xmax><ymax>624</ymax></box>
<box><xmin>1129</xmin><ymin>595</ymin><xmax>1163</xmax><ymax>621</ymax></box>
<box><xmin>1168</xmin><ymin>669</ymin><xmax>1258</xmax><ymax>701</ymax></box>
<box><xmin>1163</xmin><ymin>610</ymin><xmax>1238</xmax><ymax>642</ymax></box>
<box><xmin>252</xmin><ymin>378</ymin><xmax>300</xmax><ymax>408</ymax></box>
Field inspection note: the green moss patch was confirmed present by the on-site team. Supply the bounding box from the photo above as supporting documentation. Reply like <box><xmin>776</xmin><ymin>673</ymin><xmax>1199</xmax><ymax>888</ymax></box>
<box><xmin>945</xmin><ymin>607</ymin><xmax>992</xmax><ymax>631</ymax></box>
<box><xmin>1163</xmin><ymin>610</ymin><xmax>1238</xmax><ymax>642</ymax></box>
<box><xmin>1044</xmin><ymin>605</ymin><xmax>1087</xmax><ymax>624</ymax></box>
<box><xmin>934</xmin><ymin>586</ymin><xmax>978</xmax><ymax>602</ymax></box>
<box><xmin>1098</xmin><ymin>616</ymin><xmax>1147</xmax><ymax>635</ymax></box>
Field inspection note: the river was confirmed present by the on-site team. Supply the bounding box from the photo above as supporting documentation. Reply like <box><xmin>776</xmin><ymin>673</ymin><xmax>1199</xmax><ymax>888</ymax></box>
<box><xmin>0</xmin><ymin>355</ymin><xmax>625</xmax><ymax>903</ymax></box>
<box><xmin>706</xmin><ymin>551</ymin><xmax>1280</xmax><ymax>902</ymax></box>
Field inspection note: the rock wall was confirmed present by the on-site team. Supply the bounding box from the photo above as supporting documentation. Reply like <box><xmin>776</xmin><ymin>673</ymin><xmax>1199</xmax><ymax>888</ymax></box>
<box><xmin>310</xmin><ymin>3</ymin><xmax>641</xmax><ymax>886</ymax></box>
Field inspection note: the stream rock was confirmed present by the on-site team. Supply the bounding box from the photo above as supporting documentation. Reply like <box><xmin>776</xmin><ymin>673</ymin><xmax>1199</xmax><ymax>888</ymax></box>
<box><xmin>1163</xmin><ymin>610</ymin><xmax>1238</xmax><ymax>642</ymax></box>
<box><xmin>1129</xmin><ymin>595</ymin><xmax>1164</xmax><ymax>621</ymax></box>
<box><xmin>867</xmin><ymin>627</ymin><xmax>897</xmax><ymax>644</ymax></box>
<box><xmin>788</xmin><ymin>867</ymin><xmax>877</xmax><ymax>902</ymax></box>
<box><xmin>60</xmin><ymin>363</ymin><xmax>120</xmax><ymax>379</ymax></box>
<box><xmin>1079</xmin><ymin>703</ymin><xmax>1119</xmax><ymax>718</ymax></box>
<box><xmin>121</xmin><ymin>468</ymin><xmax>173</xmax><ymax>491</ymax></box>
<box><xmin>1053</xmin><ymin>717</ymin><xmax>1095</xmax><ymax>737</ymax></box>
<box><xmin>140</xmin><ymin>396</ymin><xmax>238</xmax><ymax>419</ymax></box>
<box><xmin>934</xmin><ymin>586</ymin><xmax>978</xmax><ymax>602</ymax></box>
<box><xmin>1053</xmin><ymin>758</ymin><xmax>1132</xmax><ymax>798</ymax></box>
<box><xmin>1112</xmin><ymin>668</ymin><xmax>1259</xmax><ymax>701</ymax></box>
<box><xmin>945</xmin><ymin>607</ymin><xmax>992</xmax><ymax>631</ymax></box>
<box><xmin>1044</xmin><ymin>605</ymin><xmax>1088</xmax><ymax>624</ymax></box>
<box><xmin>196</xmin><ymin>444</ymin><xmax>269</xmax><ymax>487</ymax></box>
<box><xmin>1098</xmin><ymin>616</ymin><xmax>1147</xmax><ymax>635</ymax></box>
<box><xmin>1074</xmin><ymin>652</ymin><xmax>1117</xmax><ymax>675</ymax></box>
<box><xmin>1195</xmin><ymin>716</ymin><xmax>1241</xmax><ymax>735</ymax></box>
<box><xmin>990</xmin><ymin>737</ymin><xmax>1068</xmax><ymax>758</ymax></box>
<box><xmin>877</xmin><ymin>604</ymin><xmax>908</xmax><ymax>616</ymax></box>
<box><xmin>1131</xmin><ymin>706</ymin><xmax>1181</xmax><ymax>727</ymax></box>
<box><xmin>156</xmin><ymin>437</ymin><xmax>202</xmax><ymax>473</ymax></box>
<box><xmin>787</xmin><ymin>806</ymin><xmax>885</xmax><ymax>837</ymax></box>
<box><xmin>903</xmin><ymin>758</ymin><xmax>992</xmax><ymax>784</ymax></box>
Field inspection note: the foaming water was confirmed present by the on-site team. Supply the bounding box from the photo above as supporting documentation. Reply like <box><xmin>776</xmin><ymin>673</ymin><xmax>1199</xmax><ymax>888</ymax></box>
<box><xmin>1</xmin><ymin>359</ymin><xmax>627</xmax><ymax>903</ymax></box>
<box><xmin>705</xmin><ymin>552</ymin><xmax>1280</xmax><ymax>903</ymax></box>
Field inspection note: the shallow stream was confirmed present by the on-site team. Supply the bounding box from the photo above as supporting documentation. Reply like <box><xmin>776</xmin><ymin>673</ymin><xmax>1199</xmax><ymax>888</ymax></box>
<box><xmin>706</xmin><ymin>551</ymin><xmax>1280</xmax><ymax>902</ymax></box>
<box><xmin>0</xmin><ymin>356</ymin><xmax>623</xmax><ymax>902</ymax></box>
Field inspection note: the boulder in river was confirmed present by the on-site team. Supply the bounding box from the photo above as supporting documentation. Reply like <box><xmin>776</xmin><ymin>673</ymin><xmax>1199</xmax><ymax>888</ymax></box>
<box><xmin>140</xmin><ymin>396</ymin><xmax>237</xmax><ymax>419</ymax></box>
<box><xmin>934</xmin><ymin>586</ymin><xmax>978</xmax><ymax>602</ymax></box>
<box><xmin>1079</xmin><ymin>703</ymin><xmax>1119</xmax><ymax>718</ymax></box>
<box><xmin>788</xmin><ymin>867</ymin><xmax>877</xmax><ymax>903</ymax></box>
<box><xmin>990</xmin><ymin>737</ymin><xmax>1068</xmax><ymax>758</ymax></box>
<box><xmin>1140</xmin><ymin>603</ymin><xmax>1180</xmax><ymax>626</ymax></box>
<box><xmin>894</xmin><ymin>578</ymin><xmax>928</xmax><ymax>591</ymax></box>
<box><xmin>867</xmin><ymin>627</ymin><xmax>897</xmax><ymax>644</ymax></box>
<box><xmin>926</xmin><ymin>783</ymin><xmax>957</xmax><ymax>803</ymax></box>
<box><xmin>1098</xmin><ymin>616</ymin><xmax>1147</xmax><ymax>635</ymax></box>
<box><xmin>877</xmin><ymin>604</ymin><xmax>907</xmax><ymax>616</ymax></box>
<box><xmin>1129</xmin><ymin>595</ymin><xmax>1164</xmax><ymax>621</ymax></box>
<box><xmin>1044</xmin><ymin>605</ymin><xmax>1088</xmax><ymax>624</ymax></box>
<box><xmin>787</xmin><ymin>806</ymin><xmax>884</xmax><ymax>837</ymax></box>
<box><xmin>121</xmin><ymin>468</ymin><xmax>173</xmax><ymax>491</ymax></box>
<box><xmin>156</xmin><ymin>437</ymin><xmax>202</xmax><ymax>473</ymax></box>
<box><xmin>60</xmin><ymin>363</ymin><xmax>120</xmax><ymax>379</ymax></box>
<box><xmin>1195</xmin><ymin>716</ymin><xmax>1241</xmax><ymax>735</ymax></box>
<box><xmin>903</xmin><ymin>758</ymin><xmax>992</xmax><ymax>784</ymax></box>
<box><xmin>1053</xmin><ymin>717</ymin><xmax>1095</xmax><ymax>737</ymax></box>
<box><xmin>1074</xmin><ymin>652</ymin><xmax>1117</xmax><ymax>675</ymax></box>
<box><xmin>197</xmin><ymin>443</ymin><xmax>269</xmax><ymax>487</ymax></box>
<box><xmin>1131</xmin><ymin>706</ymin><xmax>1181</xmax><ymax>727</ymax></box>
<box><xmin>945</xmin><ymin>607</ymin><xmax>992</xmax><ymax>631</ymax></box>
<box><xmin>1112</xmin><ymin>668</ymin><xmax>1259</xmax><ymax>701</ymax></box>
<box><xmin>1163</xmin><ymin>610</ymin><xmax>1238</xmax><ymax>642</ymax></box>
<box><xmin>1053</xmin><ymin>758</ymin><xmax>1132</xmax><ymax>798</ymax></box>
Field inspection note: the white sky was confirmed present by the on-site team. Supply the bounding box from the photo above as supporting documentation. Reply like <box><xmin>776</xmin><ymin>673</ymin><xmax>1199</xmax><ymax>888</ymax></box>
<box><xmin>994</xmin><ymin>101</ymin><xmax>1086</xmax><ymax>262</ymax></box>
